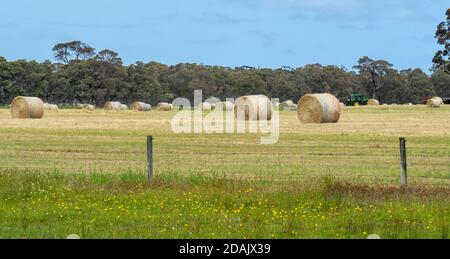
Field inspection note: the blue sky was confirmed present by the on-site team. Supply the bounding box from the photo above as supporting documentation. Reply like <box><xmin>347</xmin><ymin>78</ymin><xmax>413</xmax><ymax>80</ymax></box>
<box><xmin>0</xmin><ymin>0</ymin><xmax>448</xmax><ymax>71</ymax></box>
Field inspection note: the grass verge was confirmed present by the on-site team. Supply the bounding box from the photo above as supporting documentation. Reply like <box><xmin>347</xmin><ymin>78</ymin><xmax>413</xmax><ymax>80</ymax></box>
<box><xmin>0</xmin><ymin>170</ymin><xmax>448</xmax><ymax>239</ymax></box>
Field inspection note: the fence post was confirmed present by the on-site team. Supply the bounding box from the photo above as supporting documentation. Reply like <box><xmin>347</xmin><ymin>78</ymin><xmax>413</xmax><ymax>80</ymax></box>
<box><xmin>147</xmin><ymin>136</ymin><xmax>153</xmax><ymax>182</ymax></box>
<box><xmin>400</xmin><ymin>138</ymin><xmax>407</xmax><ymax>186</ymax></box>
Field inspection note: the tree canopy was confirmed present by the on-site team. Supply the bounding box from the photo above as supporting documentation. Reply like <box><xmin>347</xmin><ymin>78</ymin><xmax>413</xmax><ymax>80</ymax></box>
<box><xmin>0</xmin><ymin>41</ymin><xmax>448</xmax><ymax>106</ymax></box>
<box><xmin>433</xmin><ymin>8</ymin><xmax>450</xmax><ymax>74</ymax></box>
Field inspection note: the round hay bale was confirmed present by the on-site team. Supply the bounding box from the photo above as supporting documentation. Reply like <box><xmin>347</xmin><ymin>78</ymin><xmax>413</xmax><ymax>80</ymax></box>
<box><xmin>49</xmin><ymin>104</ymin><xmax>59</xmax><ymax>111</ymax></box>
<box><xmin>427</xmin><ymin>98</ymin><xmax>441</xmax><ymax>108</ymax></box>
<box><xmin>131</xmin><ymin>102</ymin><xmax>152</xmax><ymax>112</ymax></box>
<box><xmin>76</xmin><ymin>104</ymin><xmax>85</xmax><ymax>109</ymax></box>
<box><xmin>84</xmin><ymin>104</ymin><xmax>95</xmax><ymax>111</ymax></box>
<box><xmin>199</xmin><ymin>102</ymin><xmax>212</xmax><ymax>111</ymax></box>
<box><xmin>78</xmin><ymin>104</ymin><xmax>95</xmax><ymax>111</ymax></box>
<box><xmin>431</xmin><ymin>97</ymin><xmax>444</xmax><ymax>105</ymax></box>
<box><xmin>11</xmin><ymin>96</ymin><xmax>45</xmax><ymax>119</ymax></box>
<box><xmin>297</xmin><ymin>93</ymin><xmax>340</xmax><ymax>124</ymax></box>
<box><xmin>280</xmin><ymin>100</ymin><xmax>296</xmax><ymax>111</ymax></box>
<box><xmin>283</xmin><ymin>100</ymin><xmax>295</xmax><ymax>106</ymax></box>
<box><xmin>339</xmin><ymin>102</ymin><xmax>346</xmax><ymax>108</ymax></box>
<box><xmin>44</xmin><ymin>103</ymin><xmax>59</xmax><ymax>111</ymax></box>
<box><xmin>205</xmin><ymin>98</ymin><xmax>221</xmax><ymax>110</ymax></box>
<box><xmin>218</xmin><ymin>101</ymin><xmax>234</xmax><ymax>111</ymax></box>
<box><xmin>234</xmin><ymin>95</ymin><xmax>273</xmax><ymax>121</ymax></box>
<box><xmin>104</xmin><ymin>101</ymin><xmax>122</xmax><ymax>111</ymax></box>
<box><xmin>120</xmin><ymin>104</ymin><xmax>128</xmax><ymax>111</ymax></box>
<box><xmin>368</xmin><ymin>99</ymin><xmax>380</xmax><ymax>106</ymax></box>
<box><xmin>157</xmin><ymin>102</ymin><xmax>172</xmax><ymax>111</ymax></box>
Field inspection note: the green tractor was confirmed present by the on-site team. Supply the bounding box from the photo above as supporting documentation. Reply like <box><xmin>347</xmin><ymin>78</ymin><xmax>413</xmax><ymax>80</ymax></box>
<box><xmin>346</xmin><ymin>94</ymin><xmax>369</xmax><ymax>106</ymax></box>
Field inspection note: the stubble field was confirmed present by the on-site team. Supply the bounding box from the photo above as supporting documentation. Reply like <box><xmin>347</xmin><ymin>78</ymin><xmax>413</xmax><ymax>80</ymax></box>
<box><xmin>0</xmin><ymin>105</ymin><xmax>449</xmax><ymax>239</ymax></box>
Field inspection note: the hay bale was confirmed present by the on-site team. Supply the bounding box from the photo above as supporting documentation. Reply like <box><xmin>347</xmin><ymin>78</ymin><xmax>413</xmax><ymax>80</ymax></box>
<box><xmin>234</xmin><ymin>95</ymin><xmax>273</xmax><ymax>121</ymax></box>
<box><xmin>431</xmin><ymin>97</ymin><xmax>444</xmax><ymax>105</ymax></box>
<box><xmin>280</xmin><ymin>100</ymin><xmax>296</xmax><ymax>111</ymax></box>
<box><xmin>297</xmin><ymin>93</ymin><xmax>340</xmax><ymax>124</ymax></box>
<box><xmin>218</xmin><ymin>101</ymin><xmax>235</xmax><ymax>111</ymax></box>
<box><xmin>368</xmin><ymin>99</ymin><xmax>380</xmax><ymax>106</ymax></box>
<box><xmin>120</xmin><ymin>104</ymin><xmax>129</xmax><ymax>111</ymax></box>
<box><xmin>84</xmin><ymin>104</ymin><xmax>95</xmax><ymax>111</ymax></box>
<box><xmin>283</xmin><ymin>100</ymin><xmax>295</xmax><ymax>106</ymax></box>
<box><xmin>339</xmin><ymin>102</ymin><xmax>345</xmax><ymax>108</ymax></box>
<box><xmin>11</xmin><ymin>96</ymin><xmax>45</xmax><ymax>119</ymax></box>
<box><xmin>199</xmin><ymin>102</ymin><xmax>212</xmax><ymax>111</ymax></box>
<box><xmin>131</xmin><ymin>102</ymin><xmax>152</xmax><ymax>112</ymax></box>
<box><xmin>78</xmin><ymin>104</ymin><xmax>95</xmax><ymax>111</ymax></box>
<box><xmin>104</xmin><ymin>101</ymin><xmax>122</xmax><ymax>111</ymax></box>
<box><xmin>44</xmin><ymin>103</ymin><xmax>59</xmax><ymax>111</ymax></box>
<box><xmin>49</xmin><ymin>104</ymin><xmax>59</xmax><ymax>111</ymax></box>
<box><xmin>157</xmin><ymin>102</ymin><xmax>172</xmax><ymax>111</ymax></box>
<box><xmin>427</xmin><ymin>98</ymin><xmax>441</xmax><ymax>108</ymax></box>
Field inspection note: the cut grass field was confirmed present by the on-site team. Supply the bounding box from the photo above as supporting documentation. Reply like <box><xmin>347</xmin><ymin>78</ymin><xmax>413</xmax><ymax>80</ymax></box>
<box><xmin>0</xmin><ymin>105</ymin><xmax>449</xmax><ymax>239</ymax></box>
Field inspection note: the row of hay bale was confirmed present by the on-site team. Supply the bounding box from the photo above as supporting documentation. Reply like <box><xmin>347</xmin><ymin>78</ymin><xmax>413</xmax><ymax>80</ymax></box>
<box><xmin>342</xmin><ymin>97</ymin><xmax>446</xmax><ymax>108</ymax></box>
<box><xmin>8</xmin><ymin>94</ymin><xmax>340</xmax><ymax>123</ymax></box>
<box><xmin>105</xmin><ymin>101</ymin><xmax>171</xmax><ymax>111</ymax></box>
<box><xmin>233</xmin><ymin>94</ymin><xmax>341</xmax><ymax>124</ymax></box>
<box><xmin>9</xmin><ymin>95</ymin><xmax>447</xmax><ymax>122</ymax></box>
<box><xmin>366</xmin><ymin>97</ymin><xmax>444</xmax><ymax>108</ymax></box>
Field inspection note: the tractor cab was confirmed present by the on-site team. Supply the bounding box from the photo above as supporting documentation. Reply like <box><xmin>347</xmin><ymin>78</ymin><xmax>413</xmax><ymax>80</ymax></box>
<box><xmin>346</xmin><ymin>94</ymin><xmax>369</xmax><ymax>106</ymax></box>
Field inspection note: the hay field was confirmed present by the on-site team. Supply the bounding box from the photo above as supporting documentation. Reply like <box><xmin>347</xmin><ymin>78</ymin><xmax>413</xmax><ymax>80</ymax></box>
<box><xmin>0</xmin><ymin>105</ymin><xmax>449</xmax><ymax>239</ymax></box>
<box><xmin>0</xmin><ymin>105</ymin><xmax>448</xmax><ymax>186</ymax></box>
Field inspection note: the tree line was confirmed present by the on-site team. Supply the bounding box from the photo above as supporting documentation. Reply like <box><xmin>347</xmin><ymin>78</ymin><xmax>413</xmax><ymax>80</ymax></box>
<box><xmin>0</xmin><ymin>42</ymin><xmax>449</xmax><ymax>106</ymax></box>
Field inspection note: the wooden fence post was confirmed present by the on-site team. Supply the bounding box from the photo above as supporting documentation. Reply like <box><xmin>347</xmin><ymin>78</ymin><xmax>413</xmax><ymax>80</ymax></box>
<box><xmin>400</xmin><ymin>138</ymin><xmax>408</xmax><ymax>186</ymax></box>
<box><xmin>147</xmin><ymin>136</ymin><xmax>153</xmax><ymax>182</ymax></box>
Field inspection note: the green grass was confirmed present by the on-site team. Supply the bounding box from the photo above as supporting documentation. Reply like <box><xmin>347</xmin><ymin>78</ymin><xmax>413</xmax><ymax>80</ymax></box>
<box><xmin>0</xmin><ymin>171</ymin><xmax>448</xmax><ymax>239</ymax></box>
